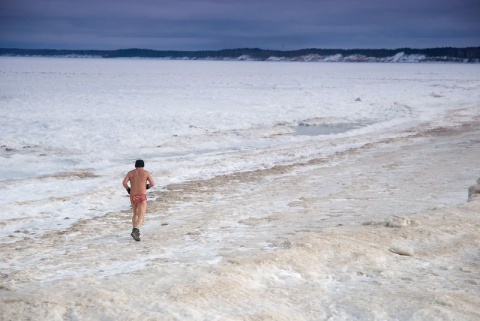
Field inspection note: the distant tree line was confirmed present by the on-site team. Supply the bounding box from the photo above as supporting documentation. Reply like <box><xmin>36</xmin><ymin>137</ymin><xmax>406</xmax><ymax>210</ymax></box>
<box><xmin>1</xmin><ymin>47</ymin><xmax>479</xmax><ymax>61</ymax></box>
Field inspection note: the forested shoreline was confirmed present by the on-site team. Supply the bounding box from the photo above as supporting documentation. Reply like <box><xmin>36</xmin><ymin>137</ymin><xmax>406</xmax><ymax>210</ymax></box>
<box><xmin>1</xmin><ymin>46</ymin><xmax>479</xmax><ymax>62</ymax></box>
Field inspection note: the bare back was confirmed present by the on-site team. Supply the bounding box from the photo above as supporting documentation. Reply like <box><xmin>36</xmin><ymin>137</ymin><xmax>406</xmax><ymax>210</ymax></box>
<box><xmin>123</xmin><ymin>168</ymin><xmax>155</xmax><ymax>194</ymax></box>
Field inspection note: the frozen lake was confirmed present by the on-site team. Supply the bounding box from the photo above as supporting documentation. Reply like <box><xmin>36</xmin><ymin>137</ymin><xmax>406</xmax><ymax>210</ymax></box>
<box><xmin>1</xmin><ymin>57</ymin><xmax>479</xmax><ymax>320</ymax></box>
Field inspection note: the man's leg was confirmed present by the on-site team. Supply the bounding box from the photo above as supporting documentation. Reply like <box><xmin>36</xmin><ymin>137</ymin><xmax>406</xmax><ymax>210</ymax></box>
<box><xmin>131</xmin><ymin>202</ymin><xmax>147</xmax><ymax>241</ymax></box>
<box><xmin>133</xmin><ymin>202</ymin><xmax>147</xmax><ymax>228</ymax></box>
<box><xmin>131</xmin><ymin>204</ymin><xmax>138</xmax><ymax>228</ymax></box>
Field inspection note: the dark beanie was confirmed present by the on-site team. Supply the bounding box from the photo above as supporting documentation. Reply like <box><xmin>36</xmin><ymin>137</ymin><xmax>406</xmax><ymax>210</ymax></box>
<box><xmin>135</xmin><ymin>159</ymin><xmax>145</xmax><ymax>168</ymax></box>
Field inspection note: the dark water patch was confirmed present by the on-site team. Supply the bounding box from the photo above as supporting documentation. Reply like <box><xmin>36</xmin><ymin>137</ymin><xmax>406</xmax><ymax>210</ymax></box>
<box><xmin>293</xmin><ymin>123</ymin><xmax>365</xmax><ymax>136</ymax></box>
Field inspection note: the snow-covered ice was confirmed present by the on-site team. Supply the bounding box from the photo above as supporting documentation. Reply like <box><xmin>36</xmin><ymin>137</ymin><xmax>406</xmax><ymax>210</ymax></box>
<box><xmin>1</xmin><ymin>57</ymin><xmax>479</xmax><ymax>320</ymax></box>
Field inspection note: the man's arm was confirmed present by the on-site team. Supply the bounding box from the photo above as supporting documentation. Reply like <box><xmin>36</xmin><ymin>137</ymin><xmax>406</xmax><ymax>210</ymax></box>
<box><xmin>122</xmin><ymin>173</ymin><xmax>131</xmax><ymax>193</ymax></box>
<box><xmin>146</xmin><ymin>172</ymin><xmax>155</xmax><ymax>189</ymax></box>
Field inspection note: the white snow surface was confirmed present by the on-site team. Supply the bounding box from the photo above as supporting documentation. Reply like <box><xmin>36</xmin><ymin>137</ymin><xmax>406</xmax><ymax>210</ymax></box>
<box><xmin>1</xmin><ymin>57</ymin><xmax>480</xmax><ymax>320</ymax></box>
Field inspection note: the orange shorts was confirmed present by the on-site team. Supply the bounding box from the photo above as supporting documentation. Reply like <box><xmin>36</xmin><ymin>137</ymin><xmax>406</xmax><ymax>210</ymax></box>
<box><xmin>130</xmin><ymin>193</ymin><xmax>147</xmax><ymax>205</ymax></box>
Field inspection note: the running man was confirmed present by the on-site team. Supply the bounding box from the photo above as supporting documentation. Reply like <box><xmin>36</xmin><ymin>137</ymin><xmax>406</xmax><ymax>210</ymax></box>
<box><xmin>122</xmin><ymin>159</ymin><xmax>155</xmax><ymax>241</ymax></box>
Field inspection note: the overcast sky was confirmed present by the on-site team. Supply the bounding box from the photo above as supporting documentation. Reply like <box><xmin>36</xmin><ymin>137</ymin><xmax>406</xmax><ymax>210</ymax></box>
<box><xmin>1</xmin><ymin>0</ymin><xmax>479</xmax><ymax>50</ymax></box>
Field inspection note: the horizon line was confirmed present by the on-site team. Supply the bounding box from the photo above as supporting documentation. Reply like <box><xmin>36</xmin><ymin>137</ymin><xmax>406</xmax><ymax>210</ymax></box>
<box><xmin>1</xmin><ymin>45</ymin><xmax>479</xmax><ymax>52</ymax></box>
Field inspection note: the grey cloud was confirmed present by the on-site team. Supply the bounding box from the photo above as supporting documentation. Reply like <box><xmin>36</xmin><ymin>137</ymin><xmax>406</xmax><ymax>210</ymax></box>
<box><xmin>0</xmin><ymin>0</ymin><xmax>479</xmax><ymax>50</ymax></box>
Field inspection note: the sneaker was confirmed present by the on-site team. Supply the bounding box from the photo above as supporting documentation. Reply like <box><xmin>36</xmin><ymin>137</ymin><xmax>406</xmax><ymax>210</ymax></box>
<box><xmin>131</xmin><ymin>228</ymin><xmax>141</xmax><ymax>241</ymax></box>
